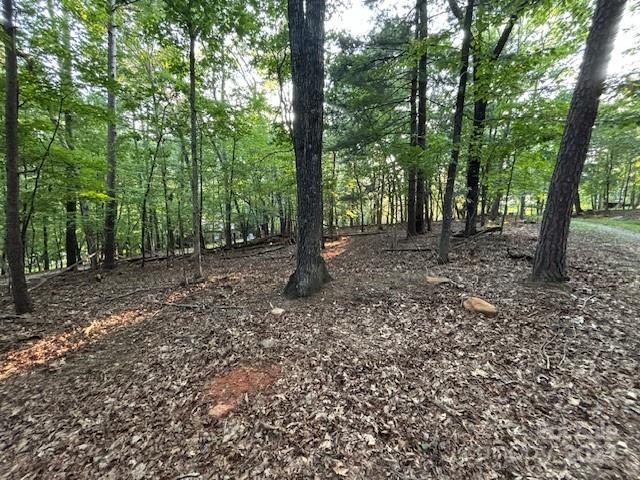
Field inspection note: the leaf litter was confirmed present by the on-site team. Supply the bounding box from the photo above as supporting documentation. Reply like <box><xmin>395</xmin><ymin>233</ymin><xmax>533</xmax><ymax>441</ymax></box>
<box><xmin>0</xmin><ymin>223</ymin><xmax>638</xmax><ymax>479</ymax></box>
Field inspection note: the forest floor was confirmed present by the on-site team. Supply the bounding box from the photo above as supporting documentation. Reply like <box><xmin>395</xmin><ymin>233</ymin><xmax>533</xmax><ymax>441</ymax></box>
<box><xmin>1</xmin><ymin>223</ymin><xmax>639</xmax><ymax>479</ymax></box>
<box><xmin>573</xmin><ymin>217</ymin><xmax>640</xmax><ymax>238</ymax></box>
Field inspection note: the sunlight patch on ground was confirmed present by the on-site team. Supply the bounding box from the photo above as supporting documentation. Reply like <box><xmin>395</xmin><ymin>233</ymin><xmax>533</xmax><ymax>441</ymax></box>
<box><xmin>322</xmin><ymin>237</ymin><xmax>350</xmax><ymax>260</ymax></box>
<box><xmin>0</xmin><ymin>309</ymin><xmax>152</xmax><ymax>381</ymax></box>
<box><xmin>0</xmin><ymin>284</ymin><xmax>197</xmax><ymax>381</ymax></box>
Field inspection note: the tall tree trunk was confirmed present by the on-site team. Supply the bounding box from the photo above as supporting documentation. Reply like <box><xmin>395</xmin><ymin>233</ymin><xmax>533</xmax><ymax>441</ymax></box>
<box><xmin>284</xmin><ymin>0</ymin><xmax>330</xmax><ymax>298</ymax></box>
<box><xmin>56</xmin><ymin>7</ymin><xmax>98</xmax><ymax>270</ymax></box>
<box><xmin>406</xmin><ymin>83</ymin><xmax>418</xmax><ymax>236</ymax></box>
<box><xmin>406</xmin><ymin>5</ymin><xmax>419</xmax><ymax>237</ymax></box>
<box><xmin>3</xmin><ymin>0</ymin><xmax>32</xmax><ymax>313</ymax></box>
<box><xmin>189</xmin><ymin>27</ymin><xmax>203</xmax><ymax>278</ymax></box>
<box><xmin>141</xmin><ymin>105</ymin><xmax>166</xmax><ymax>267</ymax></box>
<box><xmin>437</xmin><ymin>0</ymin><xmax>474</xmax><ymax>264</ymax></box>
<box><xmin>464</xmin><ymin>11</ymin><xmax>518</xmax><ymax>236</ymax></box>
<box><xmin>531</xmin><ymin>0</ymin><xmax>625</xmax><ymax>282</ymax></box>
<box><xmin>415</xmin><ymin>0</ymin><xmax>428</xmax><ymax>234</ymax></box>
<box><xmin>103</xmin><ymin>0</ymin><xmax>117</xmax><ymax>269</ymax></box>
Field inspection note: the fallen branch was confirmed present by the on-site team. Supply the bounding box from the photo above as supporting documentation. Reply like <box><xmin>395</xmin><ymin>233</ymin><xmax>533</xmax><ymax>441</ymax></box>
<box><xmin>507</xmin><ymin>248</ymin><xmax>534</xmax><ymax>261</ymax></box>
<box><xmin>174</xmin><ymin>474</ymin><xmax>201</xmax><ymax>480</ymax></box>
<box><xmin>452</xmin><ymin>226</ymin><xmax>502</xmax><ymax>238</ymax></box>
<box><xmin>27</xmin><ymin>253</ymin><xmax>97</xmax><ymax>292</ymax></box>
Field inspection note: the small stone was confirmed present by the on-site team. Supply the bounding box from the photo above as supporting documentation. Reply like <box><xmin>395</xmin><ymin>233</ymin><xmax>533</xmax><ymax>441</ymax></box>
<box><xmin>463</xmin><ymin>297</ymin><xmax>498</xmax><ymax>317</ymax></box>
<box><xmin>426</xmin><ymin>276</ymin><xmax>451</xmax><ymax>285</ymax></box>
<box><xmin>260</xmin><ymin>338</ymin><xmax>276</xmax><ymax>349</ymax></box>
<box><xmin>270</xmin><ymin>307</ymin><xmax>285</xmax><ymax>316</ymax></box>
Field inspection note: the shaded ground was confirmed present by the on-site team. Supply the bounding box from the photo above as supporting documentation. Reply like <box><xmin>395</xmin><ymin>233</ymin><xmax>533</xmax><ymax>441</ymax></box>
<box><xmin>1</xmin><ymin>223</ymin><xmax>639</xmax><ymax>479</ymax></box>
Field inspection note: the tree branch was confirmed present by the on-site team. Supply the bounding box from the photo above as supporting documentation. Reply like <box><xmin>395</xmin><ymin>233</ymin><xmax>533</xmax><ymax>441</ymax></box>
<box><xmin>448</xmin><ymin>0</ymin><xmax>464</xmax><ymax>21</ymax></box>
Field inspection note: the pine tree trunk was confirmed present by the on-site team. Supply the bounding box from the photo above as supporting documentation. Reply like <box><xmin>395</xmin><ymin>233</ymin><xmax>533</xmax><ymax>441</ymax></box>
<box><xmin>3</xmin><ymin>0</ymin><xmax>32</xmax><ymax>313</ymax></box>
<box><xmin>531</xmin><ymin>0</ymin><xmax>625</xmax><ymax>282</ymax></box>
<box><xmin>284</xmin><ymin>0</ymin><xmax>330</xmax><ymax>298</ymax></box>
<box><xmin>103</xmin><ymin>0</ymin><xmax>117</xmax><ymax>269</ymax></box>
<box><xmin>438</xmin><ymin>0</ymin><xmax>474</xmax><ymax>264</ymax></box>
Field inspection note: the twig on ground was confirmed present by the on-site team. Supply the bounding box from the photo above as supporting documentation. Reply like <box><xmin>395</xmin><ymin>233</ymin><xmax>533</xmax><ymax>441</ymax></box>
<box><xmin>173</xmin><ymin>473</ymin><xmax>201</xmax><ymax>480</ymax></box>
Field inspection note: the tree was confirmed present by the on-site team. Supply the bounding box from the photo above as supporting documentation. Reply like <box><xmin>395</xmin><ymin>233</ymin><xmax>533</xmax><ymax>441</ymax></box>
<box><xmin>415</xmin><ymin>0</ymin><xmax>428</xmax><ymax>234</ymax></box>
<box><xmin>437</xmin><ymin>0</ymin><xmax>474</xmax><ymax>264</ymax></box>
<box><xmin>283</xmin><ymin>0</ymin><xmax>330</xmax><ymax>298</ymax></box>
<box><xmin>406</xmin><ymin>5</ymin><xmax>419</xmax><ymax>238</ymax></box>
<box><xmin>103</xmin><ymin>0</ymin><xmax>118</xmax><ymax>269</ymax></box>
<box><xmin>463</xmin><ymin>3</ymin><xmax>522</xmax><ymax>236</ymax></box>
<box><xmin>188</xmin><ymin>20</ymin><xmax>203</xmax><ymax>279</ymax></box>
<box><xmin>3</xmin><ymin>0</ymin><xmax>33</xmax><ymax>313</ymax></box>
<box><xmin>531</xmin><ymin>0</ymin><xmax>626</xmax><ymax>282</ymax></box>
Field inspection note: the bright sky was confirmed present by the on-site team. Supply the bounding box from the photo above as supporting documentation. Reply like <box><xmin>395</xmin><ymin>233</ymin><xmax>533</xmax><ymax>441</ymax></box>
<box><xmin>327</xmin><ymin>0</ymin><xmax>640</xmax><ymax>77</ymax></box>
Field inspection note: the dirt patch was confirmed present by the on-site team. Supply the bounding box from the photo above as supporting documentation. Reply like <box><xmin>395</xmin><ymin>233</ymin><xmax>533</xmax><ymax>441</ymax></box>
<box><xmin>208</xmin><ymin>365</ymin><xmax>280</xmax><ymax>418</ymax></box>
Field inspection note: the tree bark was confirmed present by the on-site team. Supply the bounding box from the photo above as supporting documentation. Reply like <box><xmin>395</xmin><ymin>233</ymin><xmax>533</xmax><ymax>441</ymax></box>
<box><xmin>3</xmin><ymin>0</ymin><xmax>33</xmax><ymax>313</ymax></box>
<box><xmin>65</xmin><ymin>200</ymin><xmax>79</xmax><ymax>267</ymax></box>
<box><xmin>103</xmin><ymin>0</ymin><xmax>117</xmax><ymax>269</ymax></box>
<box><xmin>464</xmin><ymin>11</ymin><xmax>518</xmax><ymax>236</ymax></box>
<box><xmin>406</xmin><ymin>4</ymin><xmax>420</xmax><ymax>237</ymax></box>
<box><xmin>531</xmin><ymin>0</ymin><xmax>625</xmax><ymax>282</ymax></box>
<box><xmin>284</xmin><ymin>0</ymin><xmax>330</xmax><ymax>298</ymax></box>
<box><xmin>406</xmin><ymin>66</ymin><xmax>418</xmax><ymax>237</ymax></box>
<box><xmin>437</xmin><ymin>0</ymin><xmax>474</xmax><ymax>264</ymax></box>
<box><xmin>574</xmin><ymin>190</ymin><xmax>583</xmax><ymax>215</ymax></box>
<box><xmin>188</xmin><ymin>27</ymin><xmax>203</xmax><ymax>278</ymax></box>
<box><xmin>415</xmin><ymin>0</ymin><xmax>428</xmax><ymax>234</ymax></box>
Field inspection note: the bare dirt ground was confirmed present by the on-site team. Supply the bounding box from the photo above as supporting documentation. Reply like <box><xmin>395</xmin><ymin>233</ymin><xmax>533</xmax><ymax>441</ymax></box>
<box><xmin>1</xmin><ymin>223</ymin><xmax>638</xmax><ymax>479</ymax></box>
